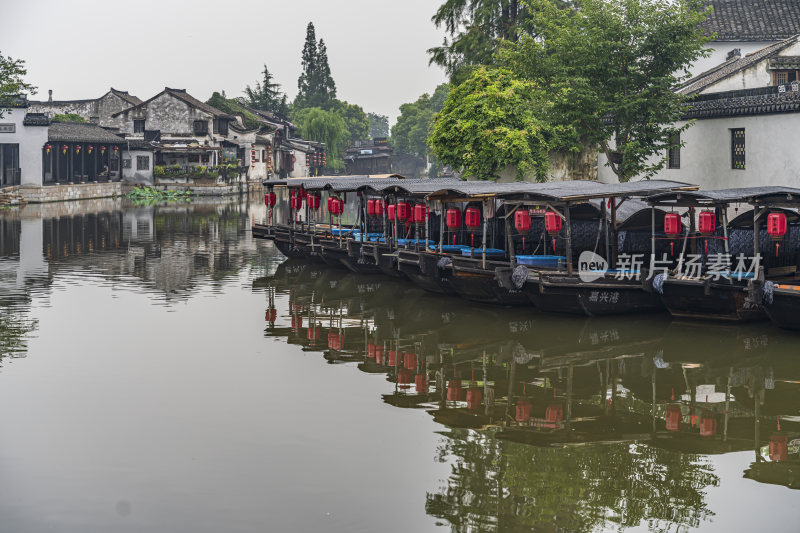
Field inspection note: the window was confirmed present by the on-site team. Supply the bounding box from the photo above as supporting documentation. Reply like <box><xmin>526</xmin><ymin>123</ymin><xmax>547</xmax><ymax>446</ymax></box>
<box><xmin>188</xmin><ymin>154</ymin><xmax>200</xmax><ymax>163</ymax></box>
<box><xmin>772</xmin><ymin>70</ymin><xmax>799</xmax><ymax>85</ymax></box>
<box><xmin>136</xmin><ymin>155</ymin><xmax>150</xmax><ymax>171</ymax></box>
<box><xmin>214</xmin><ymin>119</ymin><xmax>229</xmax><ymax>136</ymax></box>
<box><xmin>193</xmin><ymin>120</ymin><xmax>209</xmax><ymax>135</ymax></box>
<box><xmin>731</xmin><ymin>128</ymin><xmax>745</xmax><ymax>170</ymax></box>
<box><xmin>667</xmin><ymin>133</ymin><xmax>681</xmax><ymax>169</ymax></box>
<box><xmin>122</xmin><ymin>158</ymin><xmax>132</xmax><ymax>169</ymax></box>
<box><xmin>261</xmin><ymin>149</ymin><xmax>266</xmax><ymax>163</ymax></box>
<box><xmin>201</xmin><ymin>153</ymin><xmax>209</xmax><ymax>163</ymax></box>
<box><xmin>133</xmin><ymin>119</ymin><xmax>145</xmax><ymax>133</ymax></box>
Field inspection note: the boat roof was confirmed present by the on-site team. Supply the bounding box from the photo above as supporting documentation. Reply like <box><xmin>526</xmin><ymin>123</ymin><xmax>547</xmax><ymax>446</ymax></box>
<box><xmin>263</xmin><ymin>174</ymin><xmax>407</xmax><ymax>191</ymax></box>
<box><xmin>647</xmin><ymin>186</ymin><xmax>800</xmax><ymax>207</ymax></box>
<box><xmin>425</xmin><ymin>180</ymin><xmax>696</xmax><ymax>202</ymax></box>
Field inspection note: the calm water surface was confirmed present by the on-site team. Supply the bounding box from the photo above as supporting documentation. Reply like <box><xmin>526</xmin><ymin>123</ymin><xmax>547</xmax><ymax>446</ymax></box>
<box><xmin>0</xmin><ymin>196</ymin><xmax>798</xmax><ymax>532</ymax></box>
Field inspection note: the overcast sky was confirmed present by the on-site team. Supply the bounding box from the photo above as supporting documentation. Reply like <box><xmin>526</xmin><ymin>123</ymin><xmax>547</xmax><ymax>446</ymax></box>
<box><xmin>2</xmin><ymin>0</ymin><xmax>448</xmax><ymax>125</ymax></box>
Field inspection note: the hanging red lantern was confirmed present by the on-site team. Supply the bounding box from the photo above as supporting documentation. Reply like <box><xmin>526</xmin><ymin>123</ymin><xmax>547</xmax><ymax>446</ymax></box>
<box><xmin>265</xmin><ymin>192</ymin><xmax>276</xmax><ymax>207</ymax></box>
<box><xmin>305</xmin><ymin>153</ymin><xmax>310</xmax><ymax>167</ymax></box>
<box><xmin>665</xmin><ymin>405</ymin><xmax>682</xmax><ymax>432</ymax></box>
<box><xmin>112</xmin><ymin>146</ymin><xmax>118</xmax><ymax>154</ymax></box>
<box><xmin>291</xmin><ymin>314</ymin><xmax>302</xmax><ymax>332</ymax></box>
<box><xmin>545</xmin><ymin>403</ymin><xmax>564</xmax><ymax>423</ymax></box>
<box><xmin>515</xmin><ymin>209</ymin><xmax>531</xmax><ymax>232</ymax></box>
<box><xmin>375</xmin><ymin>199</ymin><xmax>384</xmax><ymax>216</ymax></box>
<box><xmin>515</xmin><ymin>399</ymin><xmax>532</xmax><ymax>422</ymax></box>
<box><xmin>329</xmin><ymin>197</ymin><xmax>343</xmax><ymax>216</ymax></box>
<box><xmin>62</xmin><ymin>145</ymin><xmax>68</xmax><ymax>155</ymax></box>
<box><xmin>397</xmin><ymin>369</ymin><xmax>412</xmax><ymax>385</ymax></box>
<box><xmin>545</xmin><ymin>211</ymin><xmax>563</xmax><ymax>234</ymax></box>
<box><xmin>388</xmin><ymin>204</ymin><xmax>396</xmax><ymax>221</ymax></box>
<box><xmin>447</xmin><ymin>379</ymin><xmax>463</xmax><ymax>401</ymax></box>
<box><xmin>767</xmin><ymin>212</ymin><xmax>788</xmax><ymax>257</ymax></box>
<box><xmin>367</xmin><ymin>199</ymin><xmax>377</xmax><ymax>217</ymax></box>
<box><xmin>446</xmin><ymin>209</ymin><xmax>461</xmax><ymax>229</ymax></box>
<box><xmin>770</xmin><ymin>434</ymin><xmax>788</xmax><ymax>462</ymax></box>
<box><xmin>414</xmin><ymin>204</ymin><xmax>427</xmax><ymax>224</ymax></box>
<box><xmin>403</xmin><ymin>352</ymin><xmax>417</xmax><ymax>370</ymax></box>
<box><xmin>75</xmin><ymin>145</ymin><xmax>82</xmax><ymax>154</ymax></box>
<box><xmin>698</xmin><ymin>211</ymin><xmax>716</xmax><ymax>235</ymax></box>
<box><xmin>699</xmin><ymin>413</ymin><xmax>717</xmax><ymax>437</ymax></box>
<box><xmin>87</xmin><ymin>145</ymin><xmax>94</xmax><ymax>154</ymax></box>
<box><xmin>374</xmin><ymin>346</ymin><xmax>384</xmax><ymax>365</ymax></box>
<box><xmin>415</xmin><ymin>373</ymin><xmax>428</xmax><ymax>393</ymax></box>
<box><xmin>466</xmin><ymin>389</ymin><xmax>482</xmax><ymax>410</ymax></box>
<box><xmin>396</xmin><ymin>202</ymin><xmax>411</xmax><ymax>221</ymax></box>
<box><xmin>664</xmin><ymin>213</ymin><xmax>681</xmax><ymax>236</ymax></box>
<box><xmin>307</xmin><ymin>327</ymin><xmax>321</xmax><ymax>342</ymax></box>
<box><xmin>367</xmin><ymin>343</ymin><xmax>376</xmax><ymax>358</ymax></box>
<box><xmin>44</xmin><ymin>144</ymin><xmax>51</xmax><ymax>154</ymax></box>
<box><xmin>465</xmin><ymin>208</ymin><xmax>481</xmax><ymax>229</ymax></box>
<box><xmin>100</xmin><ymin>146</ymin><xmax>106</xmax><ymax>155</ymax></box>
<box><xmin>327</xmin><ymin>332</ymin><xmax>343</xmax><ymax>351</ymax></box>
<box><xmin>388</xmin><ymin>350</ymin><xmax>397</xmax><ymax>367</ymax></box>
<box><xmin>265</xmin><ymin>307</ymin><xmax>277</xmax><ymax>323</ymax></box>
<box><xmin>307</xmin><ymin>194</ymin><xmax>320</xmax><ymax>210</ymax></box>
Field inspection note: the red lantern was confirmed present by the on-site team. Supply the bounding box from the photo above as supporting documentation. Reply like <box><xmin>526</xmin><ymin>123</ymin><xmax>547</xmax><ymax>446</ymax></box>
<box><xmin>329</xmin><ymin>198</ymin><xmax>343</xmax><ymax>216</ymax></box>
<box><xmin>388</xmin><ymin>350</ymin><xmax>397</xmax><ymax>367</ymax></box>
<box><xmin>307</xmin><ymin>327</ymin><xmax>321</xmax><ymax>342</ymax></box>
<box><xmin>62</xmin><ymin>145</ymin><xmax>68</xmax><ymax>155</ymax></box>
<box><xmin>100</xmin><ymin>146</ymin><xmax>106</xmax><ymax>155</ymax></box>
<box><xmin>113</xmin><ymin>146</ymin><xmax>118</xmax><ymax>154</ymax></box>
<box><xmin>415</xmin><ymin>373</ymin><xmax>428</xmax><ymax>393</ymax></box>
<box><xmin>665</xmin><ymin>405</ymin><xmax>682</xmax><ymax>432</ymax></box>
<box><xmin>398</xmin><ymin>369</ymin><xmax>412</xmax><ymax>385</ymax></box>
<box><xmin>367</xmin><ymin>199</ymin><xmax>377</xmax><ymax>217</ymax></box>
<box><xmin>698</xmin><ymin>211</ymin><xmax>716</xmax><ymax>235</ymax></box>
<box><xmin>699</xmin><ymin>413</ymin><xmax>717</xmax><ymax>437</ymax></box>
<box><xmin>374</xmin><ymin>346</ymin><xmax>384</xmax><ymax>365</ymax></box>
<box><xmin>466</xmin><ymin>389</ymin><xmax>482</xmax><ymax>410</ymax></box>
<box><xmin>265</xmin><ymin>192</ymin><xmax>276</xmax><ymax>207</ymax></box>
<box><xmin>87</xmin><ymin>145</ymin><xmax>93</xmax><ymax>154</ymax></box>
<box><xmin>307</xmin><ymin>194</ymin><xmax>321</xmax><ymax>210</ymax></box>
<box><xmin>327</xmin><ymin>332</ymin><xmax>342</xmax><ymax>350</ymax></box>
<box><xmin>446</xmin><ymin>209</ymin><xmax>461</xmax><ymax>229</ymax></box>
<box><xmin>403</xmin><ymin>352</ymin><xmax>417</xmax><ymax>370</ymax></box>
<box><xmin>770</xmin><ymin>434</ymin><xmax>788</xmax><ymax>462</ymax></box>
<box><xmin>515</xmin><ymin>399</ymin><xmax>532</xmax><ymax>422</ymax></box>
<box><xmin>465</xmin><ymin>207</ymin><xmax>481</xmax><ymax>229</ymax></box>
<box><xmin>265</xmin><ymin>307</ymin><xmax>277</xmax><ymax>323</ymax></box>
<box><xmin>75</xmin><ymin>145</ymin><xmax>82</xmax><ymax>154</ymax></box>
<box><xmin>292</xmin><ymin>194</ymin><xmax>303</xmax><ymax>210</ymax></box>
<box><xmin>515</xmin><ymin>210</ymin><xmax>531</xmax><ymax>232</ymax></box>
<box><xmin>388</xmin><ymin>204</ymin><xmax>396</xmax><ymax>221</ymax></box>
<box><xmin>664</xmin><ymin>213</ymin><xmax>681</xmax><ymax>237</ymax></box>
<box><xmin>768</xmin><ymin>212</ymin><xmax>787</xmax><ymax>239</ymax></box>
<box><xmin>447</xmin><ymin>379</ymin><xmax>463</xmax><ymax>401</ymax></box>
<box><xmin>291</xmin><ymin>315</ymin><xmax>302</xmax><ymax>332</ymax></box>
<box><xmin>545</xmin><ymin>212</ymin><xmax>563</xmax><ymax>234</ymax></box>
<box><xmin>367</xmin><ymin>343</ymin><xmax>376</xmax><ymax>358</ymax></box>
<box><xmin>396</xmin><ymin>202</ymin><xmax>411</xmax><ymax>221</ymax></box>
<box><xmin>545</xmin><ymin>404</ymin><xmax>563</xmax><ymax>423</ymax></box>
<box><xmin>414</xmin><ymin>204</ymin><xmax>427</xmax><ymax>224</ymax></box>
<box><xmin>305</xmin><ymin>153</ymin><xmax>310</xmax><ymax>167</ymax></box>
<box><xmin>44</xmin><ymin>144</ymin><xmax>51</xmax><ymax>154</ymax></box>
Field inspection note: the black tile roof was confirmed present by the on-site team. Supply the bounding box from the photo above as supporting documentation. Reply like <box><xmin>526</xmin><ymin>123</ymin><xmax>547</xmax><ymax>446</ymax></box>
<box><xmin>48</xmin><ymin>122</ymin><xmax>125</xmax><ymax>143</ymax></box>
<box><xmin>685</xmin><ymin>83</ymin><xmax>800</xmax><ymax>119</ymax></box>
<box><xmin>679</xmin><ymin>36</ymin><xmax>798</xmax><ymax>94</ymax></box>
<box><xmin>23</xmin><ymin>113</ymin><xmax>50</xmax><ymax>126</ymax></box>
<box><xmin>111</xmin><ymin>88</ymin><xmax>234</xmax><ymax>119</ymax></box>
<box><xmin>703</xmin><ymin>0</ymin><xmax>800</xmax><ymax>41</ymax></box>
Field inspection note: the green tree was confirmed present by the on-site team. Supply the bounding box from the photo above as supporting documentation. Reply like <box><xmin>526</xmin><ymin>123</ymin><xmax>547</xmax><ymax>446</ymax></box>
<box><xmin>293</xmin><ymin>107</ymin><xmax>348</xmax><ymax>171</ymax></box>
<box><xmin>367</xmin><ymin>112</ymin><xmax>389</xmax><ymax>139</ymax></box>
<box><xmin>0</xmin><ymin>51</ymin><xmax>36</xmax><ymax>117</ymax></box>
<box><xmin>429</xmin><ymin>67</ymin><xmax>555</xmax><ymax>181</ymax></box>
<box><xmin>52</xmin><ymin>113</ymin><xmax>86</xmax><ymax>123</ymax></box>
<box><xmin>295</xmin><ymin>23</ymin><xmax>337</xmax><ymax>110</ymax></box>
<box><xmin>206</xmin><ymin>92</ymin><xmax>263</xmax><ymax>129</ymax></box>
<box><xmin>244</xmin><ymin>65</ymin><xmax>288</xmax><ymax>116</ymax></box>
<box><xmin>391</xmin><ymin>84</ymin><xmax>450</xmax><ymax>160</ymax></box>
<box><xmin>331</xmin><ymin>100</ymin><xmax>368</xmax><ymax>144</ymax></box>
<box><xmin>503</xmin><ymin>0</ymin><xmax>711</xmax><ymax>182</ymax></box>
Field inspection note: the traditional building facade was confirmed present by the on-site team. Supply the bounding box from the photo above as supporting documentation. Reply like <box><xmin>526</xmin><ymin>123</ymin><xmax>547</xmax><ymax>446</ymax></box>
<box><xmin>598</xmin><ymin>33</ymin><xmax>800</xmax><ymax>189</ymax></box>
<box><xmin>28</xmin><ymin>88</ymin><xmax>142</xmax><ymax>128</ymax></box>
<box><xmin>345</xmin><ymin>139</ymin><xmax>392</xmax><ymax>175</ymax></box>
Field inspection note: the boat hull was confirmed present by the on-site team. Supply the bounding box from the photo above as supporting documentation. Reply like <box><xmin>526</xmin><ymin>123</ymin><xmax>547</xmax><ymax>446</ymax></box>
<box><xmin>660</xmin><ymin>278</ymin><xmax>766</xmax><ymax>322</ymax></box>
<box><xmin>764</xmin><ymin>286</ymin><xmax>800</xmax><ymax>330</ymax></box>
<box><xmin>449</xmin><ymin>259</ymin><xmax>531</xmax><ymax>306</ymax></box>
<box><xmin>524</xmin><ymin>274</ymin><xmax>664</xmax><ymax>316</ymax></box>
<box><xmin>397</xmin><ymin>250</ymin><xmax>457</xmax><ymax>295</ymax></box>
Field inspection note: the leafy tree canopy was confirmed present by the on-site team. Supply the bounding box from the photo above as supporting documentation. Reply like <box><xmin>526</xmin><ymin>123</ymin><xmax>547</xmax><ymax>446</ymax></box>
<box><xmin>501</xmin><ymin>0</ymin><xmax>711</xmax><ymax>182</ymax></box>
<box><xmin>206</xmin><ymin>92</ymin><xmax>263</xmax><ymax>130</ymax></box>
<box><xmin>293</xmin><ymin>107</ymin><xmax>348</xmax><ymax>171</ymax></box>
<box><xmin>244</xmin><ymin>65</ymin><xmax>288</xmax><ymax>117</ymax></box>
<box><xmin>391</xmin><ymin>84</ymin><xmax>450</xmax><ymax>160</ymax></box>
<box><xmin>429</xmin><ymin>67</ymin><xmax>556</xmax><ymax>181</ymax></box>
<box><xmin>0</xmin><ymin>51</ymin><xmax>35</xmax><ymax>118</ymax></box>
<box><xmin>330</xmin><ymin>100</ymin><xmax>369</xmax><ymax>144</ymax></box>
<box><xmin>52</xmin><ymin>113</ymin><xmax>86</xmax><ymax>123</ymax></box>
<box><xmin>295</xmin><ymin>23</ymin><xmax>337</xmax><ymax>110</ymax></box>
<box><xmin>367</xmin><ymin>112</ymin><xmax>389</xmax><ymax>139</ymax></box>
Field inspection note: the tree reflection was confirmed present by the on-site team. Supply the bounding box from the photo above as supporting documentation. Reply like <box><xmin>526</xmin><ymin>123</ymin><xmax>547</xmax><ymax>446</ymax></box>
<box><xmin>427</xmin><ymin>428</ymin><xmax>719</xmax><ymax>532</ymax></box>
<box><xmin>0</xmin><ymin>303</ymin><xmax>37</xmax><ymax>364</ymax></box>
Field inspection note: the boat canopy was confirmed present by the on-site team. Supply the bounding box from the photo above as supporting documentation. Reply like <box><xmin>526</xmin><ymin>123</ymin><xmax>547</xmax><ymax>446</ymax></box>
<box><xmin>647</xmin><ymin>186</ymin><xmax>800</xmax><ymax>207</ymax></box>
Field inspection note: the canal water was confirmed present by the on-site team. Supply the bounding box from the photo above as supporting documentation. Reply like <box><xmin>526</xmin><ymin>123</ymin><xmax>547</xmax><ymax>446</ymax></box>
<box><xmin>1</xmin><ymin>196</ymin><xmax>798</xmax><ymax>533</ymax></box>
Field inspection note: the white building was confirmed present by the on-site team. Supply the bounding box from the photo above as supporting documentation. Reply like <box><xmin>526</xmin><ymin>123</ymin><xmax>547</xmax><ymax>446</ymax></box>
<box><xmin>599</xmin><ymin>33</ymin><xmax>800</xmax><ymax>189</ymax></box>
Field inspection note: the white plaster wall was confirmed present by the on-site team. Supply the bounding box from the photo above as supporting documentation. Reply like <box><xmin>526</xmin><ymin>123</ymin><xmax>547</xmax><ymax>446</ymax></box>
<box><xmin>698</xmin><ymin>41</ymin><xmax>800</xmax><ymax>94</ymax></box>
<box><xmin>122</xmin><ymin>150</ymin><xmax>154</xmax><ymax>183</ymax></box>
<box><xmin>689</xmin><ymin>42</ymin><xmax>777</xmax><ymax>79</ymax></box>
<box><xmin>0</xmin><ymin>108</ymin><xmax>48</xmax><ymax>186</ymax></box>
<box><xmin>598</xmin><ymin>113</ymin><xmax>800</xmax><ymax>189</ymax></box>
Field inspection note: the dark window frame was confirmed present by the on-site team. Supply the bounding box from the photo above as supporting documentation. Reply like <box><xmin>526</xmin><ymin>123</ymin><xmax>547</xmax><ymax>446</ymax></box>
<box><xmin>133</xmin><ymin>119</ymin><xmax>146</xmax><ymax>133</ymax></box>
<box><xmin>193</xmin><ymin>120</ymin><xmax>209</xmax><ymax>135</ymax></box>
<box><xmin>667</xmin><ymin>133</ymin><xmax>681</xmax><ymax>169</ymax></box>
<box><xmin>731</xmin><ymin>128</ymin><xmax>746</xmax><ymax>170</ymax></box>
<box><xmin>213</xmin><ymin>119</ymin><xmax>229</xmax><ymax>136</ymax></box>
<box><xmin>136</xmin><ymin>155</ymin><xmax>150</xmax><ymax>171</ymax></box>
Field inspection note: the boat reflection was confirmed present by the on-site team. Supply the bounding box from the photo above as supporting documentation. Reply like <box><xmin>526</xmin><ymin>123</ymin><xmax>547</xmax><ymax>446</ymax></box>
<box><xmin>257</xmin><ymin>258</ymin><xmax>800</xmax><ymax>530</ymax></box>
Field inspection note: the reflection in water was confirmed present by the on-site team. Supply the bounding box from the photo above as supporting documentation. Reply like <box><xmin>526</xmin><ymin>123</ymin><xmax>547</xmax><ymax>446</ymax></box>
<box><xmin>1</xmin><ymin>198</ymin><xmax>798</xmax><ymax>532</ymax></box>
<box><xmin>259</xmin><ymin>259</ymin><xmax>800</xmax><ymax>531</ymax></box>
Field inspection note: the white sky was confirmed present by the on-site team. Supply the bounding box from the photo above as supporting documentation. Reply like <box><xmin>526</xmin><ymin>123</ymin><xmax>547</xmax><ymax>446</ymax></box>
<box><xmin>1</xmin><ymin>0</ymin><xmax>448</xmax><ymax>124</ymax></box>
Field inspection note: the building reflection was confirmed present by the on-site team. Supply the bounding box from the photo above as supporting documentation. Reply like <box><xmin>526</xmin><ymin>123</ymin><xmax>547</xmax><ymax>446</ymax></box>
<box><xmin>257</xmin><ymin>259</ymin><xmax>800</xmax><ymax>531</ymax></box>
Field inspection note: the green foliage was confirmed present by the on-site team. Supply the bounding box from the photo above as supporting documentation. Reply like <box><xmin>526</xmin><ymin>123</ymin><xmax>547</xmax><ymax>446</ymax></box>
<box><xmin>293</xmin><ymin>107</ymin><xmax>348</xmax><ymax>171</ymax></box>
<box><xmin>367</xmin><ymin>112</ymin><xmax>389</xmax><ymax>139</ymax></box>
<box><xmin>244</xmin><ymin>65</ymin><xmax>289</xmax><ymax>117</ymax></box>
<box><xmin>502</xmin><ymin>0</ymin><xmax>711</xmax><ymax>182</ymax></box>
<box><xmin>0</xmin><ymin>51</ymin><xmax>36</xmax><ymax>117</ymax></box>
<box><xmin>391</xmin><ymin>84</ymin><xmax>450</xmax><ymax>160</ymax></box>
<box><xmin>331</xmin><ymin>100</ymin><xmax>369</xmax><ymax>144</ymax></box>
<box><xmin>125</xmin><ymin>186</ymin><xmax>193</xmax><ymax>206</ymax></box>
<box><xmin>429</xmin><ymin>67</ymin><xmax>555</xmax><ymax>181</ymax></box>
<box><xmin>52</xmin><ymin>113</ymin><xmax>86</xmax><ymax>123</ymax></box>
<box><xmin>206</xmin><ymin>92</ymin><xmax>262</xmax><ymax>129</ymax></box>
<box><xmin>295</xmin><ymin>23</ymin><xmax>337</xmax><ymax>110</ymax></box>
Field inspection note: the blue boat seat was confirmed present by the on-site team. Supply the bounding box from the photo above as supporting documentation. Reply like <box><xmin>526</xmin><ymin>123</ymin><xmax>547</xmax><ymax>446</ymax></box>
<box><xmin>461</xmin><ymin>248</ymin><xmax>506</xmax><ymax>257</ymax></box>
<box><xmin>516</xmin><ymin>255</ymin><xmax>566</xmax><ymax>268</ymax></box>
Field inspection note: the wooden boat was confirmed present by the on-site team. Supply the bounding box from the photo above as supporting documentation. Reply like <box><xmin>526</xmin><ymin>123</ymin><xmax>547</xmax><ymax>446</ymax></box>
<box><xmin>647</xmin><ymin>187</ymin><xmax>800</xmax><ymax>323</ymax></box>
<box><xmin>764</xmin><ymin>283</ymin><xmax>800</xmax><ymax>330</ymax></box>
